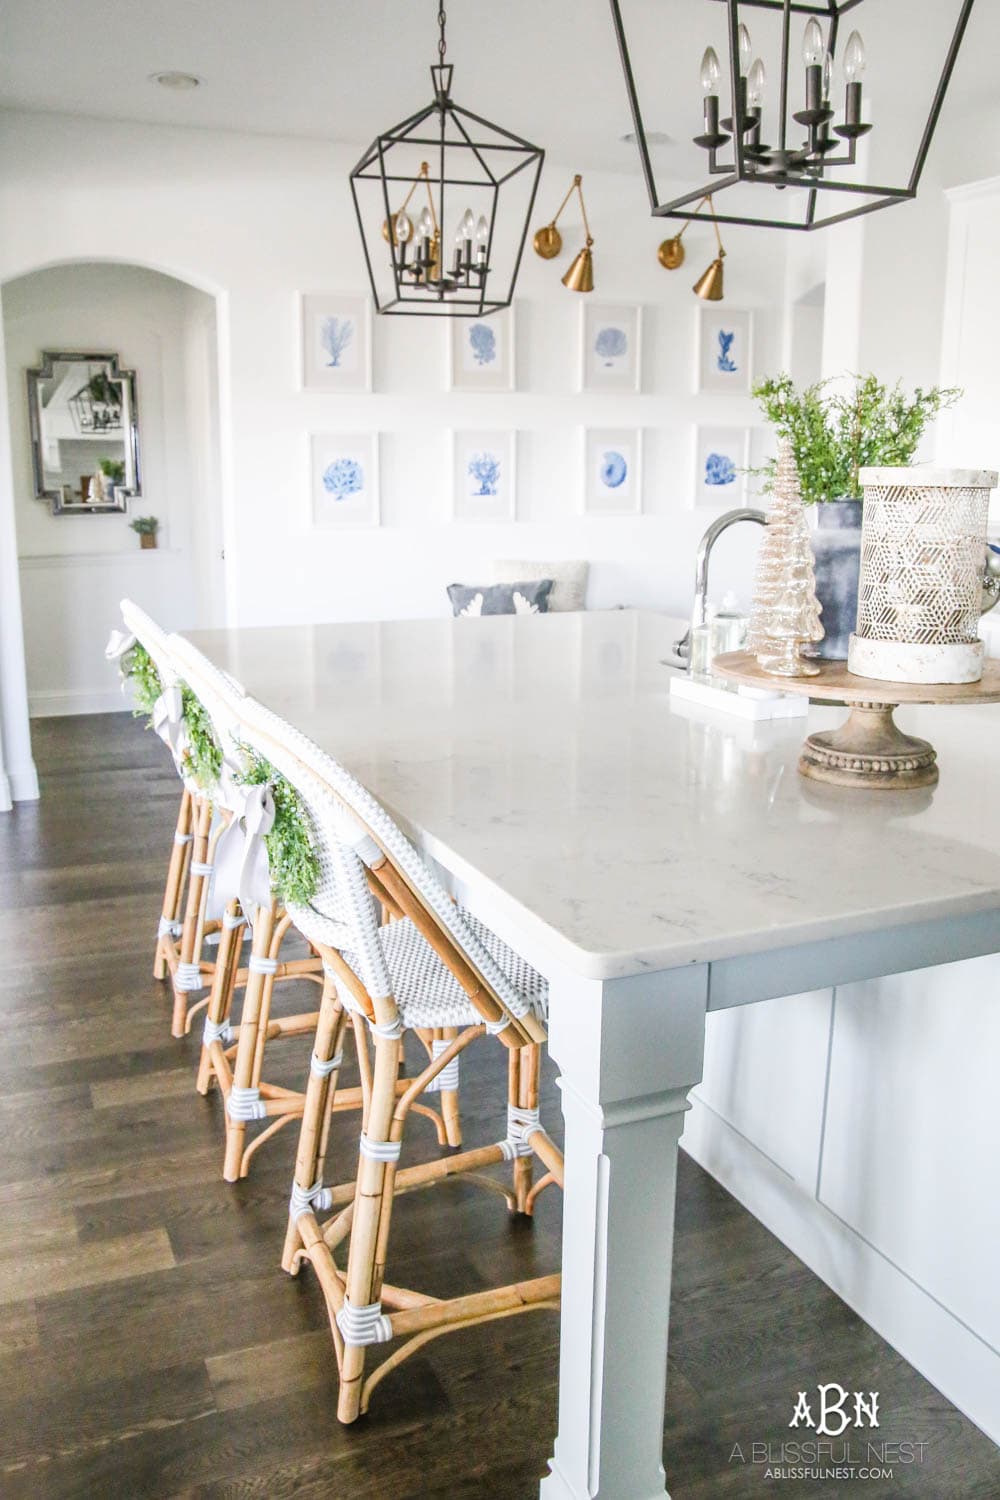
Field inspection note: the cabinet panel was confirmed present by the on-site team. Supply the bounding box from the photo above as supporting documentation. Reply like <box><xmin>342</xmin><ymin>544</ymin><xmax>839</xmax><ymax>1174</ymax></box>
<box><xmin>691</xmin><ymin>988</ymin><xmax>832</xmax><ymax>1188</ymax></box>
<box><xmin>820</xmin><ymin>955</ymin><xmax>1000</xmax><ymax>1351</ymax></box>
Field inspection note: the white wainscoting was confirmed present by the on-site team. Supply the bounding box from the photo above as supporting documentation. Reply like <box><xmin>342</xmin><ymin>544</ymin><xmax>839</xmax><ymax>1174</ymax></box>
<box><xmin>682</xmin><ymin>958</ymin><xmax>1000</xmax><ymax>1446</ymax></box>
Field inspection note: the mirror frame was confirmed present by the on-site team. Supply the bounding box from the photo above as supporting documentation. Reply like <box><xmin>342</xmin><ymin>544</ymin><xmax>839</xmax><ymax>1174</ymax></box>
<box><xmin>26</xmin><ymin>350</ymin><xmax>141</xmax><ymax>515</ymax></box>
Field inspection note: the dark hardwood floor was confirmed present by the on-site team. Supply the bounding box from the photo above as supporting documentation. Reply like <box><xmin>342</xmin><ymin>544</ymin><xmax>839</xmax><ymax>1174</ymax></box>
<box><xmin>0</xmin><ymin>712</ymin><xmax>997</xmax><ymax>1499</ymax></box>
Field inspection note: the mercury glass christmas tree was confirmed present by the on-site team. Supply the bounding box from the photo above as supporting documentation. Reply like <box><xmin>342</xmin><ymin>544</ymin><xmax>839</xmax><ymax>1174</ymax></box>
<box><xmin>747</xmin><ymin>439</ymin><xmax>824</xmax><ymax>677</ymax></box>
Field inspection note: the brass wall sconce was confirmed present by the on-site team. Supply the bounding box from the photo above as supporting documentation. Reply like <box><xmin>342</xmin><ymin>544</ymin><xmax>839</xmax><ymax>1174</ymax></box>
<box><xmin>657</xmin><ymin>194</ymin><xmax>727</xmax><ymax>300</ymax></box>
<box><xmin>533</xmin><ymin>174</ymin><xmax>595</xmax><ymax>293</ymax></box>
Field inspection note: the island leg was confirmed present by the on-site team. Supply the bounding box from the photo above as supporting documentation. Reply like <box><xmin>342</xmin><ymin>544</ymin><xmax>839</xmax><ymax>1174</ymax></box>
<box><xmin>540</xmin><ymin>965</ymin><xmax>708</xmax><ymax>1500</ymax></box>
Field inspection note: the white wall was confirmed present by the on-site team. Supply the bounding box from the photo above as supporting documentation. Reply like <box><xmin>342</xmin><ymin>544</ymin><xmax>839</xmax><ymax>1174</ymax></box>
<box><xmin>3</xmin><ymin>262</ymin><xmax>221</xmax><ymax>714</ymax></box>
<box><xmin>0</xmin><ymin>108</ymin><xmax>789</xmax><ymax>668</ymax></box>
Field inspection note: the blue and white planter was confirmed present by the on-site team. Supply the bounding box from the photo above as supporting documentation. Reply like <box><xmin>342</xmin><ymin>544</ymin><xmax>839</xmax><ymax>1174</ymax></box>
<box><xmin>809</xmin><ymin>499</ymin><xmax>863</xmax><ymax>660</ymax></box>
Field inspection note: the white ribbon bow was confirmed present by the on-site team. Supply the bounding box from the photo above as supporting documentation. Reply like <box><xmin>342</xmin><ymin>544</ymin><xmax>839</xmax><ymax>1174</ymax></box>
<box><xmin>209</xmin><ymin>781</ymin><xmax>275</xmax><ymax>925</ymax></box>
<box><xmin>105</xmin><ymin>628</ymin><xmax>136</xmax><ymax>662</ymax></box>
<box><xmin>152</xmin><ymin>685</ymin><xmax>190</xmax><ymax>772</ymax></box>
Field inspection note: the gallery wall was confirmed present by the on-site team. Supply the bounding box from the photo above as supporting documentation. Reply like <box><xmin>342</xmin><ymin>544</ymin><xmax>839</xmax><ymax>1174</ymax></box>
<box><xmin>0</xmin><ymin>108</ymin><xmax>787</xmax><ymax>674</ymax></box>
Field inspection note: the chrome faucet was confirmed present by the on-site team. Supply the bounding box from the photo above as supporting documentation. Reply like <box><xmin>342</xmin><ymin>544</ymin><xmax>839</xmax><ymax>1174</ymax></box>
<box><xmin>673</xmin><ymin>507</ymin><xmax>768</xmax><ymax>661</ymax></box>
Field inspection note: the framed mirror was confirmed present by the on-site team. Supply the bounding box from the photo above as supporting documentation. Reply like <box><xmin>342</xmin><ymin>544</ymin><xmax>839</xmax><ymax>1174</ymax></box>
<box><xmin>26</xmin><ymin>351</ymin><xmax>141</xmax><ymax>515</ymax></box>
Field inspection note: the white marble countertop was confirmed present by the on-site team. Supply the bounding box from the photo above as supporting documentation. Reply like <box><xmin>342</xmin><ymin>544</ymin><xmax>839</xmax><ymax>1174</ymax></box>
<box><xmin>183</xmin><ymin>611</ymin><xmax>1000</xmax><ymax>980</ymax></box>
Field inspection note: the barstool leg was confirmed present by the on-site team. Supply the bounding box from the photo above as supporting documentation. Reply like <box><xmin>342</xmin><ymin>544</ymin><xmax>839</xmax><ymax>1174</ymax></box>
<box><xmin>512</xmin><ymin>1043</ymin><xmax>540</xmax><ymax>1215</ymax></box>
<box><xmin>196</xmin><ymin>900</ymin><xmax>244</xmax><ymax>1096</ymax></box>
<box><xmin>439</xmin><ymin>1024</ymin><xmax>462</xmax><ymax>1148</ymax></box>
<box><xmin>337</xmin><ymin>1027</ymin><xmax>401</xmax><ymax>1424</ymax></box>
<box><xmin>222</xmin><ymin>902</ymin><xmax>275</xmax><ymax>1182</ymax></box>
<box><xmin>155</xmin><ymin>786</ymin><xmax>192</xmax><ymax>979</ymax></box>
<box><xmin>171</xmin><ymin>795</ymin><xmax>213</xmax><ymax>1038</ymax></box>
<box><xmin>282</xmin><ymin>968</ymin><xmax>347</xmax><ymax>1273</ymax></box>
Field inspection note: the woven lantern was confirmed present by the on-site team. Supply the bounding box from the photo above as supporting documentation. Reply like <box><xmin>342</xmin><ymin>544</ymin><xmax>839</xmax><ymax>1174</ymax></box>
<box><xmin>848</xmin><ymin>467</ymin><xmax>998</xmax><ymax>685</ymax></box>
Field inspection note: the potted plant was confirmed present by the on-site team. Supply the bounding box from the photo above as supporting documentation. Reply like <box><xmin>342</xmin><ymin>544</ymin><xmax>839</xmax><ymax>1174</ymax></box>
<box><xmin>129</xmin><ymin>515</ymin><xmax>160</xmax><ymax>550</ymax></box>
<box><xmin>752</xmin><ymin>374</ymin><xmax>961</xmax><ymax>658</ymax></box>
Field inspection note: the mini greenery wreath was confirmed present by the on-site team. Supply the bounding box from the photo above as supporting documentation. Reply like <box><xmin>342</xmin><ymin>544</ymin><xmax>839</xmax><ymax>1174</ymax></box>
<box><xmin>122</xmin><ymin>641</ymin><xmax>162</xmax><ymax>721</ymax></box>
<box><xmin>119</xmin><ymin>642</ymin><xmax>222</xmax><ymax>792</ymax></box>
<box><xmin>179</xmin><ymin>686</ymin><xmax>223</xmax><ymax>791</ymax></box>
<box><xmin>236</xmin><ymin>746</ymin><xmax>319</xmax><ymax>907</ymax></box>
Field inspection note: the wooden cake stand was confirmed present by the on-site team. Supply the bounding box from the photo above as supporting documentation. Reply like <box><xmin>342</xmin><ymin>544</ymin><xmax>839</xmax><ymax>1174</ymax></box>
<box><xmin>713</xmin><ymin>652</ymin><xmax>1000</xmax><ymax>790</ymax></box>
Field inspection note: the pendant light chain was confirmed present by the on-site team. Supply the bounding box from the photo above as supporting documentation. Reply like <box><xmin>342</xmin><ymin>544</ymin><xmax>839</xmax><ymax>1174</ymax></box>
<box><xmin>438</xmin><ymin>6</ymin><xmax>447</xmax><ymax>63</ymax></box>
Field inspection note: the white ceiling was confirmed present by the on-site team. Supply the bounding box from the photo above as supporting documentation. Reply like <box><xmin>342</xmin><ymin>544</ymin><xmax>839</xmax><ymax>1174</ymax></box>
<box><xmin>1</xmin><ymin>1</ymin><xmax>996</xmax><ymax>178</ymax></box>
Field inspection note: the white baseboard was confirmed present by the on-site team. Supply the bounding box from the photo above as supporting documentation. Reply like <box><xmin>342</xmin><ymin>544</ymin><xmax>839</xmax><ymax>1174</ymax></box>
<box><xmin>681</xmin><ymin>1096</ymin><xmax>1000</xmax><ymax>1447</ymax></box>
<box><xmin>0</xmin><ymin>772</ymin><xmax>11</xmax><ymax>812</ymax></box>
<box><xmin>29</xmin><ymin>688</ymin><xmax>130</xmax><ymax>718</ymax></box>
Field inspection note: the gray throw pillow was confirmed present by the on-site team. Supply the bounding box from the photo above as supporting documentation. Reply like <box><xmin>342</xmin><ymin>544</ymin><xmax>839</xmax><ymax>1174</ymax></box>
<box><xmin>447</xmin><ymin>579</ymin><xmax>554</xmax><ymax>617</ymax></box>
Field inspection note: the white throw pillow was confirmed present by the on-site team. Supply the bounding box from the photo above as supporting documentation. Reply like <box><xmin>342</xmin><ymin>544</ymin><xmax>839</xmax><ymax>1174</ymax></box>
<box><xmin>490</xmin><ymin>558</ymin><xmax>589</xmax><ymax>612</ymax></box>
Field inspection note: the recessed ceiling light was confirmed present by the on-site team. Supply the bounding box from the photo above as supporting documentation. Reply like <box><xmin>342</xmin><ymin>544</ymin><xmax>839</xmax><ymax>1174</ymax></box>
<box><xmin>621</xmin><ymin>129</ymin><xmax>672</xmax><ymax>146</ymax></box>
<box><xmin>150</xmin><ymin>71</ymin><xmax>203</xmax><ymax>90</ymax></box>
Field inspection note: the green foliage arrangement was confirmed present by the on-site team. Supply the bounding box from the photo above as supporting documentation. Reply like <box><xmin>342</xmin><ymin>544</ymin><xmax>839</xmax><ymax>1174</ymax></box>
<box><xmin>179</xmin><ymin>687</ymin><xmax>222</xmax><ymax>791</ymax></box>
<box><xmin>99</xmin><ymin>457</ymin><xmax>126</xmax><ymax>482</ymax></box>
<box><xmin>122</xmin><ymin>641</ymin><xmax>162</xmax><ymax>721</ymax></box>
<box><xmin>751</xmin><ymin>373</ymin><xmax>962</xmax><ymax>504</ymax></box>
<box><xmin>236</xmin><ymin>747</ymin><xmax>319</xmax><ymax>908</ymax></box>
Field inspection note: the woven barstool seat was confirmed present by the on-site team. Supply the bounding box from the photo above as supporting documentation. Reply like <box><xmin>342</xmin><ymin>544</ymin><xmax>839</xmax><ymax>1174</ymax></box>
<box><xmin>333</xmin><ymin>910</ymin><xmax>548</xmax><ymax>1031</ymax></box>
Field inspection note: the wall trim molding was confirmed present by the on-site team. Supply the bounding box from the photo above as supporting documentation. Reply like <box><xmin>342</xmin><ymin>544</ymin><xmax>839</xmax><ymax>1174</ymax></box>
<box><xmin>18</xmin><ymin>550</ymin><xmax>178</xmax><ymax>570</ymax></box>
<box><xmin>682</xmin><ymin>1097</ymin><xmax>999</xmax><ymax>1448</ymax></box>
<box><xmin>28</xmin><ymin>687</ymin><xmax>130</xmax><ymax>718</ymax></box>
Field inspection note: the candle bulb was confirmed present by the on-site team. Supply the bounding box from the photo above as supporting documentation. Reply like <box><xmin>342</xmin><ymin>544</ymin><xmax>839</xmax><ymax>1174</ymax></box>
<box><xmin>737</xmin><ymin>22</ymin><xmax>752</xmax><ymax>77</ymax></box>
<box><xmin>417</xmin><ymin>207</ymin><xmax>433</xmax><ymax>267</ymax></box>
<box><xmin>395</xmin><ymin>211</ymin><xmax>411</xmax><ymax>268</ymax></box>
<box><xmin>747</xmin><ymin>57</ymin><xmax>766</xmax><ymax>108</ymax></box>
<box><xmin>475</xmin><ymin>214</ymin><xmax>490</xmax><ymax>265</ymax></box>
<box><xmin>700</xmin><ymin>45</ymin><xmax>721</xmax><ymax>135</ymax></box>
<box><xmin>822</xmin><ymin>49</ymin><xmax>833</xmax><ymax>103</ymax></box>
<box><xmin>746</xmin><ymin>57</ymin><xmax>765</xmax><ymax>145</ymax></box>
<box><xmin>802</xmin><ymin>17</ymin><xmax>824</xmax><ymax>112</ymax></box>
<box><xmin>843</xmin><ymin>29</ymin><xmax>866</xmax><ymax>126</ymax></box>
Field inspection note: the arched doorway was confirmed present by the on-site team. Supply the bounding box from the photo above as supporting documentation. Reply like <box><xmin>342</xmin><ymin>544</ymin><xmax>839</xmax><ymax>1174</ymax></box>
<box><xmin>1</xmin><ymin>260</ymin><xmax>227</xmax><ymax>721</ymax></box>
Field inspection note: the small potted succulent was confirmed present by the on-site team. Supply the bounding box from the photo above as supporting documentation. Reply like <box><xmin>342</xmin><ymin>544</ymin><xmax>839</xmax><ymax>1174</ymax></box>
<box><xmin>751</xmin><ymin>374</ymin><xmax>961</xmax><ymax>658</ymax></box>
<box><xmin>129</xmin><ymin>514</ymin><xmax>160</xmax><ymax>550</ymax></box>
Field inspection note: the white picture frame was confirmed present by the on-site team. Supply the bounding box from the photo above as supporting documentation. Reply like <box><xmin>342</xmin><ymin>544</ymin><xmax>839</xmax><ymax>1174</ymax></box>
<box><xmin>447</xmin><ymin>306</ymin><xmax>515</xmax><ymax>392</ymax></box>
<box><xmin>695</xmin><ymin>306</ymin><xmax>753</xmax><ymax>394</ymax></box>
<box><xmin>579</xmin><ymin>303</ymin><xmax>642</xmax><ymax>393</ymax></box>
<box><xmin>450</xmin><ymin>430</ymin><xmax>517</xmax><ymax>521</ymax></box>
<box><xmin>300</xmin><ymin>292</ymin><xmax>372</xmax><ymax>392</ymax></box>
<box><xmin>692</xmin><ymin>425</ymin><xmax>750</xmax><ymax>508</ymax></box>
<box><xmin>311</xmin><ymin>432</ymin><xmax>380</xmax><ymax>527</ymax></box>
<box><xmin>582</xmin><ymin>428</ymin><xmax>643</xmax><ymax>516</ymax></box>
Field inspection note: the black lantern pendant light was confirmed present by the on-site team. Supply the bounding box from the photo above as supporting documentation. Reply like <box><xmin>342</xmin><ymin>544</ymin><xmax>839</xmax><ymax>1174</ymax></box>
<box><xmin>611</xmin><ymin>0</ymin><xmax>976</xmax><ymax>232</ymax></box>
<box><xmin>350</xmin><ymin>5</ymin><xmax>544</xmax><ymax>316</ymax></box>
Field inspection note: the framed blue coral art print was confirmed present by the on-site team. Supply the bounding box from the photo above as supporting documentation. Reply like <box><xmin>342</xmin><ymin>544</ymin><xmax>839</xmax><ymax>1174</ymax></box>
<box><xmin>693</xmin><ymin>426</ymin><xmax>749</xmax><ymax>508</ymax></box>
<box><xmin>582</xmin><ymin>428</ymin><xmax>642</xmax><ymax>516</ymax></box>
<box><xmin>448</xmin><ymin>307</ymin><xmax>515</xmax><ymax>392</ymax></box>
<box><xmin>311</xmin><ymin>433</ymin><xmax>380</xmax><ymax>527</ymax></box>
<box><xmin>300</xmin><ymin>293</ymin><xmax>373</xmax><ymax>393</ymax></box>
<box><xmin>695</xmin><ymin>306</ymin><xmax>753</xmax><ymax>395</ymax></box>
<box><xmin>450</xmin><ymin>430</ymin><xmax>516</xmax><ymax>521</ymax></box>
<box><xmin>580</xmin><ymin>304</ymin><xmax>642</xmax><ymax>393</ymax></box>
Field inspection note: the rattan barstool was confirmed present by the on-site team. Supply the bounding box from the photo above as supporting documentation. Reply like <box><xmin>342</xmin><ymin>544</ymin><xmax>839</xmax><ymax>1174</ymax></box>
<box><xmin>227</xmin><ymin>687</ymin><xmax>563</xmax><ymax>1423</ymax></box>
<box><xmin>166</xmin><ymin>633</ymin><xmax>463</xmax><ymax>1183</ymax></box>
<box><xmin>114</xmin><ymin>601</ymin><xmax>229</xmax><ymax>1038</ymax></box>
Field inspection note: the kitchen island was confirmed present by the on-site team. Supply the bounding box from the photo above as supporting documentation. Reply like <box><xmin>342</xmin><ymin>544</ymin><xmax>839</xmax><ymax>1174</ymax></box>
<box><xmin>182</xmin><ymin>608</ymin><xmax>1000</xmax><ymax>1498</ymax></box>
